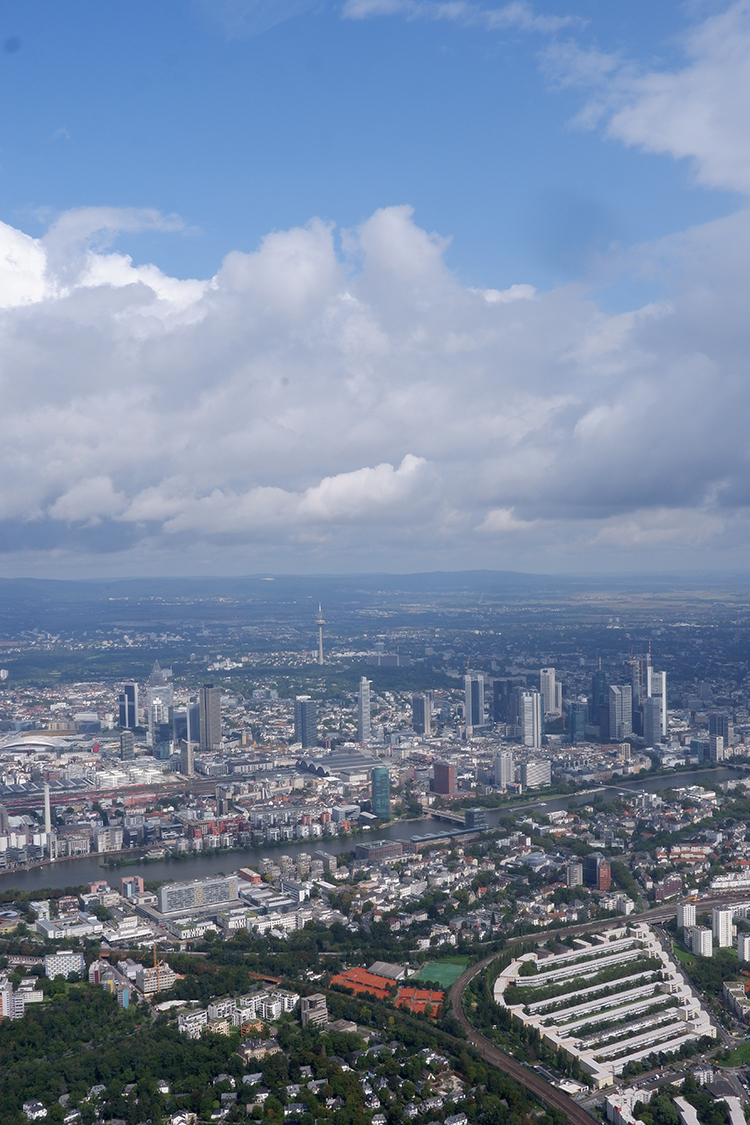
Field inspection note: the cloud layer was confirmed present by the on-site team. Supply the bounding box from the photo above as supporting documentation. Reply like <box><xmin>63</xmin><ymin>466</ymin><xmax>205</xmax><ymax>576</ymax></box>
<box><xmin>2</xmin><ymin>192</ymin><xmax>750</xmax><ymax>576</ymax></box>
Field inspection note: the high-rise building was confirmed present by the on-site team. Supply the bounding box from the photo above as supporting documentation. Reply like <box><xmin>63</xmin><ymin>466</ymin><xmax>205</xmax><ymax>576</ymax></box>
<box><xmin>709</xmin><ymin>711</ymin><xmax>732</xmax><ymax>746</ymax></box>
<box><xmin>120</xmin><ymin>731</ymin><xmax>135</xmax><ymax>761</ymax></box>
<box><xmin>494</xmin><ymin>750</ymin><xmax>514</xmax><ymax>788</ymax></box>
<box><xmin>464</xmin><ymin>673</ymin><xmax>486</xmax><ymax>731</ymax></box>
<box><xmin>690</xmin><ymin>738</ymin><xmax>706</xmax><ymax>762</ymax></box>
<box><xmin>433</xmin><ymin>762</ymin><xmax>455</xmax><ymax>795</ymax></box>
<box><xmin>465</xmin><ymin>807</ymin><xmax>488</xmax><ymax>831</ymax></box>
<box><xmin>493</xmin><ymin>678</ymin><xmax>515</xmax><ymax>724</ymax></box>
<box><xmin>582</xmin><ymin>852</ymin><xmax>610</xmax><ymax>890</ymax></box>
<box><xmin>357</xmin><ymin>678</ymin><xmax>371</xmax><ymax>743</ymax></box>
<box><xmin>647</xmin><ymin>668</ymin><xmax>668</xmax><ymax>739</ymax></box>
<box><xmin>515</xmin><ymin>689</ymin><xmax>542</xmax><ymax>748</ymax></box>
<box><xmin>590</xmin><ymin>668</ymin><xmax>608</xmax><ymax>725</ymax></box>
<box><xmin>739</xmin><ymin>933</ymin><xmax>750</xmax><ymax>963</ymax></box>
<box><xmin>629</xmin><ymin>657</ymin><xmax>643</xmax><ymax>707</ymax></box>
<box><xmin>568</xmin><ymin>701</ymin><xmax>587</xmax><ymax>743</ymax></box>
<box><xmin>643</xmin><ymin>696</ymin><xmax>662</xmax><ymax>747</ymax></box>
<box><xmin>566</xmin><ymin>863</ymin><xmax>583</xmax><ymax>887</ymax></box>
<box><xmin>412</xmin><ymin>693</ymin><xmax>431</xmax><ymax>736</ymax></box>
<box><xmin>712</xmin><ymin>906</ymin><xmax>733</xmax><ymax>947</ymax></box>
<box><xmin>294</xmin><ymin>696</ymin><xmax>318</xmax><ymax>749</ymax></box>
<box><xmin>539</xmin><ymin>668</ymin><xmax>559</xmax><ymax>717</ymax></box>
<box><xmin>301</xmin><ymin>993</ymin><xmax>329</xmax><ymax>1029</ymax></box>
<box><xmin>691</xmin><ymin>926</ymin><xmax>713</xmax><ymax>957</ymax></box>
<box><xmin>199</xmin><ymin>684</ymin><xmax>222</xmax><ymax>750</ymax></box>
<box><xmin>118</xmin><ymin>683</ymin><xmax>138</xmax><ymax>729</ymax></box>
<box><xmin>158</xmin><ymin>875</ymin><xmax>238</xmax><ymax>914</ymax></box>
<box><xmin>146</xmin><ymin>661</ymin><xmax>173</xmax><ymax>748</ymax></box>
<box><xmin>677</xmin><ymin>901</ymin><xmax>697</xmax><ymax>930</ymax></box>
<box><xmin>316</xmin><ymin>604</ymin><xmax>325</xmax><ymax>665</ymax></box>
<box><xmin>521</xmin><ymin>760</ymin><xmax>551</xmax><ymax>789</ymax></box>
<box><xmin>710</xmin><ymin>735</ymin><xmax>725</xmax><ymax>761</ymax></box>
<box><xmin>371</xmin><ymin>767</ymin><xmax>390</xmax><ymax>820</ymax></box>
<box><xmin>180</xmin><ymin>742</ymin><xmax>194</xmax><ymax>777</ymax></box>
<box><xmin>609</xmin><ymin>685</ymin><xmax>633</xmax><ymax>741</ymax></box>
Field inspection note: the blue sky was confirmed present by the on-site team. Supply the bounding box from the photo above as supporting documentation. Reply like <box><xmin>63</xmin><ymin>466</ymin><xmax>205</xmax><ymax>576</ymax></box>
<box><xmin>1</xmin><ymin>1</ymin><xmax>750</xmax><ymax>575</ymax></box>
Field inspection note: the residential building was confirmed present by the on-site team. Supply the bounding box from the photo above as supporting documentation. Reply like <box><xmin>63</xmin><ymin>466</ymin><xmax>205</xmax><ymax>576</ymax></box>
<box><xmin>677</xmin><ymin>901</ymin><xmax>697</xmax><ymax>930</ymax></box>
<box><xmin>692</xmin><ymin>926</ymin><xmax>713</xmax><ymax>957</ymax></box>
<box><xmin>95</xmin><ymin>827</ymin><xmax>123</xmax><ymax>853</ymax></box>
<box><xmin>712</xmin><ymin>907</ymin><xmax>733</xmax><ymax>948</ymax></box>
<box><xmin>738</xmin><ymin>933</ymin><xmax>750</xmax><ymax>962</ymax></box>
<box><xmin>45</xmin><ymin>950</ymin><xmax>85</xmax><ymax>979</ymax></box>
<box><xmin>301</xmin><ymin>993</ymin><xmax>329</xmax><ymax>1028</ymax></box>
<box><xmin>566</xmin><ymin>863</ymin><xmax>583</xmax><ymax>887</ymax></box>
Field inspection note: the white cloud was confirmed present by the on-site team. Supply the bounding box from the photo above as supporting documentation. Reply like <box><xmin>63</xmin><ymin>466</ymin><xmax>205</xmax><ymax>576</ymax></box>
<box><xmin>548</xmin><ymin>2</ymin><xmax>750</xmax><ymax>195</ymax></box>
<box><xmin>341</xmin><ymin>0</ymin><xmax>578</xmax><ymax>33</ymax></box>
<box><xmin>1</xmin><ymin>201</ymin><xmax>750</xmax><ymax>573</ymax></box>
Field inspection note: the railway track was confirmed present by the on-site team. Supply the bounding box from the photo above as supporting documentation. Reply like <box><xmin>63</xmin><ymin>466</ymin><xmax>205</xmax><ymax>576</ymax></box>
<box><xmin>450</xmin><ymin>954</ymin><xmax>598</xmax><ymax>1125</ymax></box>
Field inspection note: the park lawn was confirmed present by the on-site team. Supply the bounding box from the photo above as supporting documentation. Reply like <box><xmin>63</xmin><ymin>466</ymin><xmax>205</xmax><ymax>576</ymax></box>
<box><xmin>721</xmin><ymin>1040</ymin><xmax>750</xmax><ymax>1067</ymax></box>
<box><xmin>412</xmin><ymin>959</ymin><xmax>470</xmax><ymax>988</ymax></box>
<box><xmin>673</xmin><ymin>946</ymin><xmax>697</xmax><ymax>968</ymax></box>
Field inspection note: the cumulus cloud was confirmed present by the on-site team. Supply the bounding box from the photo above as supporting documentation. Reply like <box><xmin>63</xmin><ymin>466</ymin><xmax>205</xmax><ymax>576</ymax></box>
<box><xmin>2</xmin><ymin>197</ymin><xmax>750</xmax><ymax>574</ymax></box>
<box><xmin>547</xmin><ymin>1</ymin><xmax>750</xmax><ymax>195</ymax></box>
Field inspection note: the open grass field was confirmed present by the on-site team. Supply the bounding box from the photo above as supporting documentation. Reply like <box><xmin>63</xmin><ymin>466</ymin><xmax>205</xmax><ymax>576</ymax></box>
<box><xmin>411</xmin><ymin>958</ymin><xmax>470</xmax><ymax>988</ymax></box>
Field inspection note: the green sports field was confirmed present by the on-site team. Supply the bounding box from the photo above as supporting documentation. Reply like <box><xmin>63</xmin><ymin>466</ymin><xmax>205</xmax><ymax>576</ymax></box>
<box><xmin>411</xmin><ymin>959</ymin><xmax>470</xmax><ymax>988</ymax></box>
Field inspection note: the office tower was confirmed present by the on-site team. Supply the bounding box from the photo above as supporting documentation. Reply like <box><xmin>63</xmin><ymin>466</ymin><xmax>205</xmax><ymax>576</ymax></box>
<box><xmin>294</xmin><ymin>696</ymin><xmax>318</xmax><ymax>748</ymax></box>
<box><xmin>539</xmin><ymin>668</ymin><xmax>559</xmax><ymax>717</ymax></box>
<box><xmin>677</xmin><ymin>901</ymin><xmax>696</xmax><ymax>930</ymax></box>
<box><xmin>465</xmin><ymin>807</ymin><xmax>488</xmax><ymax>831</ymax></box>
<box><xmin>689</xmin><ymin>738</ymin><xmax>706</xmax><ymax>762</ymax></box>
<box><xmin>629</xmin><ymin>657</ymin><xmax>643</xmax><ymax>706</ymax></box>
<box><xmin>608</xmin><ymin>684</ymin><xmax>633</xmax><ymax>740</ymax></box>
<box><xmin>709</xmin><ymin>711</ymin><xmax>732</xmax><ymax>746</ymax></box>
<box><xmin>199</xmin><ymin>684</ymin><xmax>222</xmax><ymax>750</ymax></box>
<box><xmin>371</xmin><ymin>767</ymin><xmax>390</xmax><ymax>820</ymax></box>
<box><xmin>464</xmin><ymin>673</ymin><xmax>485</xmax><ymax>731</ymax></box>
<box><xmin>173</xmin><ymin>702</ymin><xmax>200</xmax><ymax>745</ymax></box>
<box><xmin>582</xmin><ymin>852</ymin><xmax>610</xmax><ymax>890</ymax></box>
<box><xmin>0</xmin><ymin>804</ymin><xmax>8</xmax><ymax>834</ymax></box>
<box><xmin>521</xmin><ymin>760</ymin><xmax>551</xmax><ymax>789</ymax></box>
<box><xmin>590</xmin><ymin>668</ymin><xmax>608</xmax><ymax>725</ymax></box>
<box><xmin>42</xmin><ymin>783</ymin><xmax>51</xmax><ymax>836</ymax></box>
<box><xmin>568</xmin><ymin>701</ymin><xmax>587</xmax><ymax>744</ymax></box>
<box><xmin>433</xmin><ymin>762</ymin><xmax>455</xmax><ymax>795</ymax></box>
<box><xmin>647</xmin><ymin>668</ymin><xmax>668</xmax><ymax>739</ymax></box>
<box><xmin>120</xmin><ymin>731</ymin><xmax>135</xmax><ymax>761</ymax></box>
<box><xmin>180</xmin><ymin>743</ymin><xmax>194</xmax><ymax>776</ymax></box>
<box><xmin>712</xmin><ymin>907</ymin><xmax>733</xmax><ymax>948</ymax></box>
<box><xmin>566</xmin><ymin>863</ymin><xmax>583</xmax><ymax>887</ymax></box>
<box><xmin>412</xmin><ymin>693</ymin><xmax>431</xmax><ymax>736</ymax></box>
<box><xmin>146</xmin><ymin>661</ymin><xmax>173</xmax><ymax>747</ymax></box>
<box><xmin>357</xmin><ymin>677</ymin><xmax>371</xmax><ymax>743</ymax></box>
<box><xmin>643</xmin><ymin>696</ymin><xmax>662</xmax><ymax>747</ymax></box>
<box><xmin>494</xmin><ymin>750</ymin><xmax>514</xmax><ymax>788</ymax></box>
<box><xmin>515</xmin><ymin>689</ymin><xmax>542</xmax><ymax>748</ymax></box>
<box><xmin>692</xmin><ymin>927</ymin><xmax>713</xmax><ymax>957</ymax></box>
<box><xmin>710</xmin><ymin>735</ymin><xmax>725</xmax><ymax>761</ymax></box>
<box><xmin>316</xmin><ymin>603</ymin><xmax>325</xmax><ymax>665</ymax></box>
<box><xmin>118</xmin><ymin>683</ymin><xmax>138</xmax><ymax>729</ymax></box>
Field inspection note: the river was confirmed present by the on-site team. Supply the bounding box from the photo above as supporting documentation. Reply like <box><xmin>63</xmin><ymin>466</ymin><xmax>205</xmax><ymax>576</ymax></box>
<box><xmin>0</xmin><ymin>766</ymin><xmax>741</xmax><ymax>894</ymax></box>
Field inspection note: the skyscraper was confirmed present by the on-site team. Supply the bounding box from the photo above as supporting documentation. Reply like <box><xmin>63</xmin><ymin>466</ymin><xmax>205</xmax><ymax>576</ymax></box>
<box><xmin>608</xmin><ymin>684</ymin><xmax>633</xmax><ymax>741</ymax></box>
<box><xmin>590</xmin><ymin>668</ymin><xmax>608</xmax><ymax>727</ymax></box>
<box><xmin>712</xmin><ymin>907</ymin><xmax>733</xmax><ymax>948</ymax></box>
<box><xmin>433</xmin><ymin>762</ymin><xmax>455</xmax><ymax>795</ymax></box>
<box><xmin>515</xmin><ymin>689</ymin><xmax>542</xmax><ymax>748</ymax></box>
<box><xmin>709</xmin><ymin>711</ymin><xmax>732</xmax><ymax>745</ymax></box>
<box><xmin>118</xmin><ymin>683</ymin><xmax>138</xmax><ymax>729</ymax></box>
<box><xmin>539</xmin><ymin>668</ymin><xmax>559</xmax><ymax>716</ymax></box>
<box><xmin>294</xmin><ymin>696</ymin><xmax>318</xmax><ymax>748</ymax></box>
<box><xmin>371</xmin><ymin>767</ymin><xmax>390</xmax><ymax>819</ymax></box>
<box><xmin>494</xmin><ymin>750</ymin><xmax>514</xmax><ymax>788</ymax></box>
<box><xmin>120</xmin><ymin>731</ymin><xmax>135</xmax><ymax>761</ymax></box>
<box><xmin>464</xmin><ymin>673</ymin><xmax>485</xmax><ymax>731</ymax></box>
<box><xmin>493</xmin><ymin>678</ymin><xmax>515</xmax><ymax>724</ymax></box>
<box><xmin>147</xmin><ymin>661</ymin><xmax>173</xmax><ymax>748</ymax></box>
<box><xmin>199</xmin><ymin>684</ymin><xmax>222</xmax><ymax>750</ymax></box>
<box><xmin>643</xmin><ymin>695</ymin><xmax>662</xmax><ymax>747</ymax></box>
<box><xmin>180</xmin><ymin>742</ymin><xmax>194</xmax><ymax>776</ymax></box>
<box><xmin>357</xmin><ymin>678</ymin><xmax>371</xmax><ymax>743</ymax></box>
<box><xmin>316</xmin><ymin>603</ymin><xmax>325</xmax><ymax>665</ymax></box>
<box><xmin>412</xmin><ymin>693</ymin><xmax>431</xmax><ymax>736</ymax></box>
<box><xmin>647</xmin><ymin>668</ymin><xmax>668</xmax><ymax>739</ymax></box>
<box><xmin>568</xmin><ymin>701</ymin><xmax>587</xmax><ymax>743</ymax></box>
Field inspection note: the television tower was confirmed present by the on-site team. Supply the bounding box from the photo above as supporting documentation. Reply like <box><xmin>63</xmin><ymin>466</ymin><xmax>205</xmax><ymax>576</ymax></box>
<box><xmin>316</xmin><ymin>603</ymin><xmax>325</xmax><ymax>665</ymax></box>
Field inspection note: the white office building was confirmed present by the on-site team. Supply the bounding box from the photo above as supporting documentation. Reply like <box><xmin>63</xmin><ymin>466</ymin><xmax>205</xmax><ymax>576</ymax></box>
<box><xmin>494</xmin><ymin>751</ymin><xmax>514</xmax><ymax>789</ymax></box>
<box><xmin>539</xmin><ymin>668</ymin><xmax>560</xmax><ymax>717</ymax></box>
<box><xmin>521</xmin><ymin>760</ymin><xmax>551</xmax><ymax>789</ymax></box>
<box><xmin>357</xmin><ymin>677</ymin><xmax>371</xmax><ymax>743</ymax></box>
<box><xmin>647</xmin><ymin>668</ymin><xmax>668</xmax><ymax>739</ymax></box>
<box><xmin>45</xmin><ymin>950</ymin><xmax>85</xmax><ymax>979</ymax></box>
<box><xmin>516</xmin><ymin>690</ymin><xmax>542</xmax><ymax>748</ymax></box>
